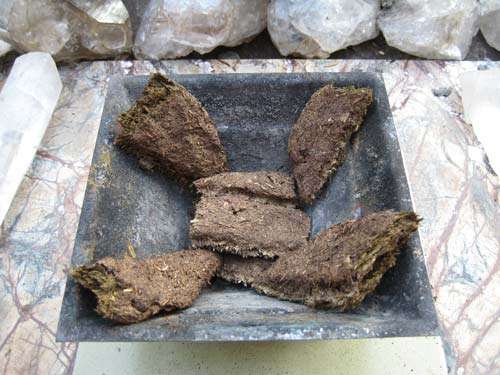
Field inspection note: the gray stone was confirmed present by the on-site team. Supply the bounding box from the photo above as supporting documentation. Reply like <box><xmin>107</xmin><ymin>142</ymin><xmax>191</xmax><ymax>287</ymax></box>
<box><xmin>267</xmin><ymin>0</ymin><xmax>380</xmax><ymax>58</ymax></box>
<box><xmin>134</xmin><ymin>0</ymin><xmax>267</xmax><ymax>59</ymax></box>
<box><xmin>480</xmin><ymin>0</ymin><xmax>500</xmax><ymax>51</ymax></box>
<box><xmin>1</xmin><ymin>0</ymin><xmax>132</xmax><ymax>61</ymax></box>
<box><xmin>432</xmin><ymin>87</ymin><xmax>452</xmax><ymax>97</ymax></box>
<box><xmin>378</xmin><ymin>0</ymin><xmax>480</xmax><ymax>60</ymax></box>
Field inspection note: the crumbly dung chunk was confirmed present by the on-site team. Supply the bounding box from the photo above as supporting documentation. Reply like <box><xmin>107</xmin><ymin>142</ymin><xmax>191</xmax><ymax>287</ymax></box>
<box><xmin>193</xmin><ymin>171</ymin><xmax>296</xmax><ymax>204</ymax></box>
<box><xmin>228</xmin><ymin>211</ymin><xmax>419</xmax><ymax>311</ymax></box>
<box><xmin>218</xmin><ymin>254</ymin><xmax>274</xmax><ymax>286</ymax></box>
<box><xmin>71</xmin><ymin>249</ymin><xmax>221</xmax><ymax>323</ymax></box>
<box><xmin>190</xmin><ymin>192</ymin><xmax>310</xmax><ymax>258</ymax></box>
<box><xmin>289</xmin><ymin>85</ymin><xmax>373</xmax><ymax>204</ymax></box>
<box><xmin>115</xmin><ymin>73</ymin><xmax>228</xmax><ymax>185</ymax></box>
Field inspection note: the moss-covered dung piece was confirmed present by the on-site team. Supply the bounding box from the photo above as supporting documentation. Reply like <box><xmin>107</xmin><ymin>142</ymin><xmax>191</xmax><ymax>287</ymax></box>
<box><xmin>71</xmin><ymin>249</ymin><xmax>221</xmax><ymax>324</ymax></box>
<box><xmin>289</xmin><ymin>85</ymin><xmax>373</xmax><ymax>204</ymax></box>
<box><xmin>115</xmin><ymin>73</ymin><xmax>229</xmax><ymax>185</ymax></box>
<box><xmin>190</xmin><ymin>171</ymin><xmax>310</xmax><ymax>258</ymax></box>
<box><xmin>219</xmin><ymin>211</ymin><xmax>419</xmax><ymax>311</ymax></box>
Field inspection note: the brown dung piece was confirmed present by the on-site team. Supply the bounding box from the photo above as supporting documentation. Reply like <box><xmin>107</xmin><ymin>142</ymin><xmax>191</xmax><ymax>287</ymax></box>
<box><xmin>115</xmin><ymin>73</ymin><xmax>229</xmax><ymax>185</ymax></box>
<box><xmin>194</xmin><ymin>171</ymin><xmax>296</xmax><ymax>204</ymax></box>
<box><xmin>218</xmin><ymin>255</ymin><xmax>274</xmax><ymax>286</ymax></box>
<box><xmin>191</xmin><ymin>193</ymin><xmax>310</xmax><ymax>258</ymax></box>
<box><xmin>70</xmin><ymin>249</ymin><xmax>221</xmax><ymax>324</ymax></box>
<box><xmin>190</xmin><ymin>171</ymin><xmax>310</xmax><ymax>258</ymax></box>
<box><xmin>289</xmin><ymin>85</ymin><xmax>373</xmax><ymax>204</ymax></box>
<box><xmin>222</xmin><ymin>211</ymin><xmax>419</xmax><ymax>311</ymax></box>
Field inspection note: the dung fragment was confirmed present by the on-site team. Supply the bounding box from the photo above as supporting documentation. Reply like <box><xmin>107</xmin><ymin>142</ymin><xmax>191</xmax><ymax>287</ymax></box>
<box><xmin>71</xmin><ymin>249</ymin><xmax>221</xmax><ymax>323</ymax></box>
<box><xmin>190</xmin><ymin>171</ymin><xmax>310</xmax><ymax>258</ymax></box>
<box><xmin>115</xmin><ymin>73</ymin><xmax>229</xmax><ymax>185</ymax></box>
<box><xmin>289</xmin><ymin>85</ymin><xmax>373</xmax><ymax>204</ymax></box>
<box><xmin>221</xmin><ymin>211</ymin><xmax>420</xmax><ymax>311</ymax></box>
<box><xmin>218</xmin><ymin>254</ymin><xmax>274</xmax><ymax>286</ymax></box>
<box><xmin>193</xmin><ymin>171</ymin><xmax>297</xmax><ymax>204</ymax></box>
<box><xmin>126</xmin><ymin>242</ymin><xmax>136</xmax><ymax>258</ymax></box>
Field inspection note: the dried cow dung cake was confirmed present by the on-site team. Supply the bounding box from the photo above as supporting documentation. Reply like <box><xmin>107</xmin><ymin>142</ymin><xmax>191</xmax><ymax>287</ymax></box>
<box><xmin>191</xmin><ymin>194</ymin><xmax>309</xmax><ymax>258</ymax></box>
<box><xmin>70</xmin><ymin>249</ymin><xmax>221</xmax><ymax>324</ymax></box>
<box><xmin>218</xmin><ymin>254</ymin><xmax>274</xmax><ymax>286</ymax></box>
<box><xmin>190</xmin><ymin>171</ymin><xmax>310</xmax><ymax>258</ymax></box>
<box><xmin>194</xmin><ymin>171</ymin><xmax>296</xmax><ymax>203</ymax></box>
<box><xmin>115</xmin><ymin>73</ymin><xmax>229</xmax><ymax>184</ymax></box>
<box><xmin>289</xmin><ymin>85</ymin><xmax>373</xmax><ymax>204</ymax></box>
<box><xmin>220</xmin><ymin>211</ymin><xmax>419</xmax><ymax>311</ymax></box>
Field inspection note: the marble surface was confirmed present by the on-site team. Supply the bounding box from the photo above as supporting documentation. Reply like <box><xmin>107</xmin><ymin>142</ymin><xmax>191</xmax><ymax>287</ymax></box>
<box><xmin>0</xmin><ymin>59</ymin><xmax>498</xmax><ymax>375</ymax></box>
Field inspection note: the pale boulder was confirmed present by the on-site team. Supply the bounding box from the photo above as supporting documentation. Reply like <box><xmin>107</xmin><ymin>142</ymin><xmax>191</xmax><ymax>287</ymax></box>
<box><xmin>0</xmin><ymin>0</ymin><xmax>132</xmax><ymax>61</ymax></box>
<box><xmin>267</xmin><ymin>0</ymin><xmax>380</xmax><ymax>58</ymax></box>
<box><xmin>134</xmin><ymin>0</ymin><xmax>268</xmax><ymax>59</ymax></box>
<box><xmin>378</xmin><ymin>0</ymin><xmax>479</xmax><ymax>60</ymax></box>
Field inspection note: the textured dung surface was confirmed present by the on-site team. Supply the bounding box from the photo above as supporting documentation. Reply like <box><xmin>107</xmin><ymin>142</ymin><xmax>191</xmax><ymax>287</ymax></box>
<box><xmin>58</xmin><ymin>73</ymin><xmax>438</xmax><ymax>342</ymax></box>
<box><xmin>71</xmin><ymin>250</ymin><xmax>221</xmax><ymax>324</ymax></box>
<box><xmin>218</xmin><ymin>255</ymin><xmax>274</xmax><ymax>286</ymax></box>
<box><xmin>193</xmin><ymin>171</ymin><xmax>296</xmax><ymax>203</ymax></box>
<box><xmin>256</xmin><ymin>211</ymin><xmax>420</xmax><ymax>310</ymax></box>
<box><xmin>289</xmin><ymin>86</ymin><xmax>373</xmax><ymax>204</ymax></box>
<box><xmin>115</xmin><ymin>73</ymin><xmax>228</xmax><ymax>184</ymax></box>
<box><xmin>218</xmin><ymin>211</ymin><xmax>420</xmax><ymax>311</ymax></box>
<box><xmin>190</xmin><ymin>192</ymin><xmax>310</xmax><ymax>258</ymax></box>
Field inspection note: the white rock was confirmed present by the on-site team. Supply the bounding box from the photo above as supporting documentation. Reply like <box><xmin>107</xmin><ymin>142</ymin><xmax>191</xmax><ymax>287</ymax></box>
<box><xmin>1</xmin><ymin>0</ymin><xmax>132</xmax><ymax>61</ymax></box>
<box><xmin>134</xmin><ymin>0</ymin><xmax>232</xmax><ymax>59</ymax></box>
<box><xmin>225</xmin><ymin>0</ymin><xmax>268</xmax><ymax>47</ymax></box>
<box><xmin>0</xmin><ymin>52</ymin><xmax>62</xmax><ymax>225</ymax></box>
<box><xmin>460</xmin><ymin>70</ymin><xmax>500</xmax><ymax>175</ymax></box>
<box><xmin>378</xmin><ymin>0</ymin><xmax>479</xmax><ymax>60</ymax></box>
<box><xmin>267</xmin><ymin>0</ymin><xmax>380</xmax><ymax>58</ymax></box>
<box><xmin>134</xmin><ymin>0</ymin><xmax>267</xmax><ymax>59</ymax></box>
<box><xmin>480</xmin><ymin>0</ymin><xmax>500</xmax><ymax>51</ymax></box>
<box><xmin>0</xmin><ymin>40</ymin><xmax>11</xmax><ymax>57</ymax></box>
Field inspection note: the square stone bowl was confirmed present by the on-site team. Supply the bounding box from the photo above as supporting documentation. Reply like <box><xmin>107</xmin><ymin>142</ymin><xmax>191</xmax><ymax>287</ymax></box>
<box><xmin>57</xmin><ymin>73</ymin><xmax>439</xmax><ymax>341</ymax></box>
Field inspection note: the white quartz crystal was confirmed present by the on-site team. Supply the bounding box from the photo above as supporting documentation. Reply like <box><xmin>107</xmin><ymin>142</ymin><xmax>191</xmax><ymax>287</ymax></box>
<box><xmin>460</xmin><ymin>70</ymin><xmax>500</xmax><ymax>174</ymax></box>
<box><xmin>0</xmin><ymin>40</ymin><xmax>11</xmax><ymax>57</ymax></box>
<box><xmin>1</xmin><ymin>0</ymin><xmax>132</xmax><ymax>61</ymax></box>
<box><xmin>378</xmin><ymin>0</ymin><xmax>479</xmax><ymax>60</ymax></box>
<box><xmin>225</xmin><ymin>0</ymin><xmax>268</xmax><ymax>47</ymax></box>
<box><xmin>0</xmin><ymin>52</ymin><xmax>62</xmax><ymax>225</ymax></box>
<box><xmin>267</xmin><ymin>0</ymin><xmax>380</xmax><ymax>58</ymax></box>
<box><xmin>480</xmin><ymin>0</ymin><xmax>500</xmax><ymax>51</ymax></box>
<box><xmin>134</xmin><ymin>0</ymin><xmax>267</xmax><ymax>59</ymax></box>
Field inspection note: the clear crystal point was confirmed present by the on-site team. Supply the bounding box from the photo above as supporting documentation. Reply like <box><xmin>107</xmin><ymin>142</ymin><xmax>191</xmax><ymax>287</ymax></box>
<box><xmin>0</xmin><ymin>52</ymin><xmax>62</xmax><ymax>224</ymax></box>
